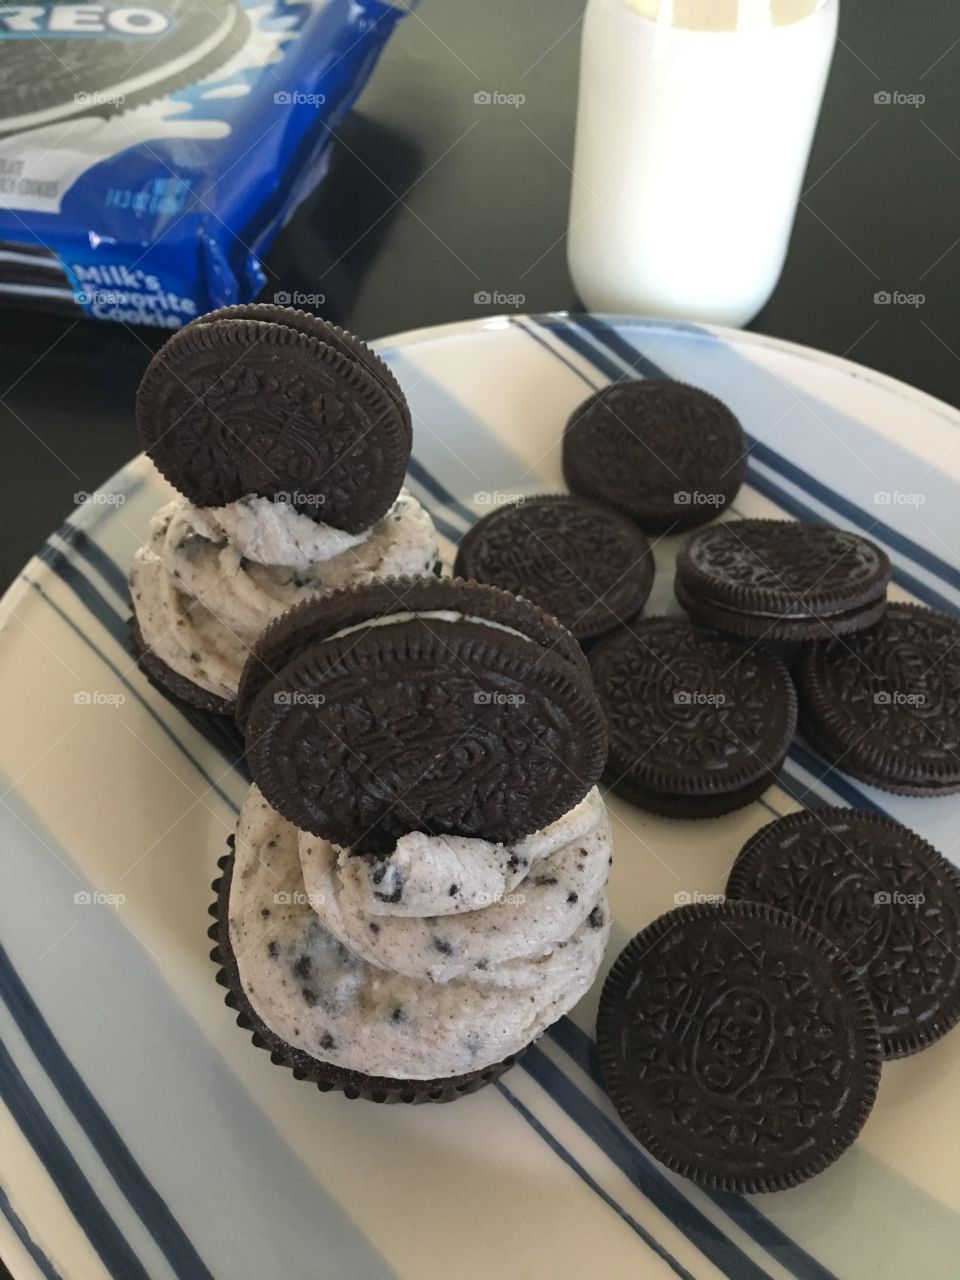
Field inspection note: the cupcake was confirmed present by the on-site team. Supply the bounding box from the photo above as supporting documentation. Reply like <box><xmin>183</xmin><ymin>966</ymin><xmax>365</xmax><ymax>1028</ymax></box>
<box><xmin>130</xmin><ymin>305</ymin><xmax>439</xmax><ymax>714</ymax></box>
<box><xmin>212</xmin><ymin>577</ymin><xmax>613</xmax><ymax>1101</ymax></box>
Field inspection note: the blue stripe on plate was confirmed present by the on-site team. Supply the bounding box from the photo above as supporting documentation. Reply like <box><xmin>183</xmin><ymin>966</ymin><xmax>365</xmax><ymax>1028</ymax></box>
<box><xmin>0</xmin><ymin>945</ymin><xmax>215</xmax><ymax>1280</ymax></box>
<box><xmin>0</xmin><ymin>1181</ymin><xmax>64</xmax><ymax>1280</ymax></box>
<box><xmin>30</xmin><ymin>538</ymin><xmax>700</xmax><ymax>1279</ymax></box>
<box><xmin>407</xmin><ymin>456</ymin><xmax>475</xmax><ymax>528</ymax></box>
<box><xmin>0</xmin><ymin>1038</ymin><xmax>151</xmax><ymax>1280</ymax></box>
<box><xmin>546</xmin><ymin>1022</ymin><xmax>840</xmax><ymax>1280</ymax></box>
<box><xmin>522</xmin><ymin>1046</ymin><xmax>776</xmax><ymax>1280</ymax></box>
<box><xmin>495</xmin><ymin>1080</ymin><xmax>698</xmax><ymax>1280</ymax></box>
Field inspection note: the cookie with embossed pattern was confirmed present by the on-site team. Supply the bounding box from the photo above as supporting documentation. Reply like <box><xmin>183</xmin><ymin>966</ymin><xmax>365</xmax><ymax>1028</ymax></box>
<box><xmin>597</xmin><ymin>901</ymin><xmax>882</xmax><ymax>1192</ymax></box>
<box><xmin>796</xmin><ymin>603</ymin><xmax>960</xmax><ymax>795</ymax></box>
<box><xmin>235</xmin><ymin>574</ymin><xmax>589</xmax><ymax>729</ymax></box>
<box><xmin>244</xmin><ymin>581</ymin><xmax>608</xmax><ymax>852</ymax></box>
<box><xmin>563</xmin><ymin>379</ymin><xmax>747</xmax><ymax>533</ymax></box>
<box><xmin>587</xmin><ymin>618</ymin><xmax>796</xmax><ymax>817</ymax></box>
<box><xmin>137</xmin><ymin>306</ymin><xmax>411</xmax><ymax>533</ymax></box>
<box><xmin>726</xmin><ymin>808</ymin><xmax>960</xmax><ymax>1058</ymax></box>
<box><xmin>453</xmin><ymin>495</ymin><xmax>653</xmax><ymax>642</ymax></box>
<box><xmin>676</xmin><ymin>518</ymin><xmax>890</xmax><ymax>640</ymax></box>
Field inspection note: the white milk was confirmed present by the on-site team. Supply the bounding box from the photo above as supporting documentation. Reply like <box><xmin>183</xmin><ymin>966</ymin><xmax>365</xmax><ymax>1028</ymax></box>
<box><xmin>567</xmin><ymin>0</ymin><xmax>839</xmax><ymax>326</ymax></box>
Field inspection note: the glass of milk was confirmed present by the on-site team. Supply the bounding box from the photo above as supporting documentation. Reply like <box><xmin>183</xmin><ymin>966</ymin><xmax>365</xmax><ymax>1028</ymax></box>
<box><xmin>567</xmin><ymin>0</ymin><xmax>839</xmax><ymax>327</ymax></box>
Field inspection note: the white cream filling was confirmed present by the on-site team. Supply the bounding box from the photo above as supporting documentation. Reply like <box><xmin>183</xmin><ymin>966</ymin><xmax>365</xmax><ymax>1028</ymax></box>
<box><xmin>130</xmin><ymin>488</ymin><xmax>439</xmax><ymax>701</ymax></box>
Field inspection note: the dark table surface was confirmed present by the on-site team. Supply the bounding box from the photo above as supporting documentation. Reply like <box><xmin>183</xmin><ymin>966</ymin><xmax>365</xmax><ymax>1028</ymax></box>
<box><xmin>1</xmin><ymin>0</ymin><xmax>958</xmax><ymax>598</ymax></box>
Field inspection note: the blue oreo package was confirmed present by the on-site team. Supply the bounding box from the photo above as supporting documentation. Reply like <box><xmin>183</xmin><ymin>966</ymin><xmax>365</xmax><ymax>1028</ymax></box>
<box><xmin>0</xmin><ymin>0</ymin><xmax>409</xmax><ymax>326</ymax></box>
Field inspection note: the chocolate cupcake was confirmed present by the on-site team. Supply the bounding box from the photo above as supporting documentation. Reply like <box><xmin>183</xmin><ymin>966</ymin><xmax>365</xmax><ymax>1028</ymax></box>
<box><xmin>130</xmin><ymin>305</ymin><xmax>439</xmax><ymax>714</ymax></box>
<box><xmin>214</xmin><ymin>579</ymin><xmax>613</xmax><ymax>1101</ymax></box>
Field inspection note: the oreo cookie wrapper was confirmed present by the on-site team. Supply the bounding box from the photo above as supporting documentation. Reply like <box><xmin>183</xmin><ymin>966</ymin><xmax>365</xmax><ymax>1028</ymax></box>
<box><xmin>0</xmin><ymin>1</ymin><xmax>409</xmax><ymax>324</ymax></box>
<box><xmin>209</xmin><ymin>842</ymin><xmax>523</xmax><ymax>1104</ymax></box>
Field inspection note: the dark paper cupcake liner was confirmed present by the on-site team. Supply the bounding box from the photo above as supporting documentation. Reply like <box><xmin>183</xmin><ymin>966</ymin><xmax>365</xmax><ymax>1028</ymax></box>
<box><xmin>209</xmin><ymin>839</ymin><xmax>523</xmax><ymax>1103</ymax></box>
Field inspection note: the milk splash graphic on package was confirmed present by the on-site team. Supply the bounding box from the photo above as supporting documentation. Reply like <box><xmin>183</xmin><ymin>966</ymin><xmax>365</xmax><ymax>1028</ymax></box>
<box><xmin>0</xmin><ymin>0</ymin><xmax>410</xmax><ymax>326</ymax></box>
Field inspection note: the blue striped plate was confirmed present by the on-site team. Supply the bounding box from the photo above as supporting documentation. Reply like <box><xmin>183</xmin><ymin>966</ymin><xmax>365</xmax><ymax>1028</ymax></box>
<box><xmin>2</xmin><ymin>313</ymin><xmax>959</xmax><ymax>1280</ymax></box>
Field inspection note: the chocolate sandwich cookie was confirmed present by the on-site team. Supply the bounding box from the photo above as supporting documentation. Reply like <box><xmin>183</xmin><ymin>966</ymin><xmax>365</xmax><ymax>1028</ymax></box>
<box><xmin>452</xmin><ymin>495</ymin><xmax>654</xmax><ymax>643</ymax></box>
<box><xmin>209</xmin><ymin>846</ymin><xmax>520</xmax><ymax>1104</ymax></box>
<box><xmin>726</xmin><ymin>808</ymin><xmax>960</xmax><ymax>1058</ymax></box>
<box><xmin>130</xmin><ymin>617</ymin><xmax>235</xmax><ymax>717</ymax></box>
<box><xmin>0</xmin><ymin>0</ymin><xmax>250</xmax><ymax>136</ymax></box>
<box><xmin>676</xmin><ymin>519</ymin><xmax>890</xmax><ymax>641</ymax></box>
<box><xmin>597</xmin><ymin>901</ymin><xmax>882</xmax><ymax>1192</ymax></box>
<box><xmin>243</xmin><ymin>578</ymin><xmax>607</xmax><ymax>852</ymax></box>
<box><xmin>563</xmin><ymin>379</ymin><xmax>747</xmax><ymax>533</ymax></box>
<box><xmin>235</xmin><ymin>574</ymin><xmax>588</xmax><ymax>729</ymax></box>
<box><xmin>588</xmin><ymin>618</ymin><xmax>796</xmax><ymax>817</ymax></box>
<box><xmin>137</xmin><ymin>305</ymin><xmax>411</xmax><ymax>533</ymax></box>
<box><xmin>796</xmin><ymin>603</ymin><xmax>960</xmax><ymax>795</ymax></box>
<box><xmin>193</xmin><ymin>304</ymin><xmax>411</xmax><ymax>443</ymax></box>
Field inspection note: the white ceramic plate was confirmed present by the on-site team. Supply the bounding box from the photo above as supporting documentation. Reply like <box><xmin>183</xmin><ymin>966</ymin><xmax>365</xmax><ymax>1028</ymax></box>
<box><xmin>2</xmin><ymin>314</ymin><xmax>959</xmax><ymax>1280</ymax></box>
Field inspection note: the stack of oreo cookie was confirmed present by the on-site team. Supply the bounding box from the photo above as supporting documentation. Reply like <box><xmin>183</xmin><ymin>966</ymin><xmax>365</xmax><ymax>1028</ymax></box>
<box><xmin>457</xmin><ymin>375</ymin><xmax>960</xmax><ymax>813</ymax></box>
<box><xmin>212</xmin><ymin>577</ymin><xmax>614</xmax><ymax>1103</ymax></box>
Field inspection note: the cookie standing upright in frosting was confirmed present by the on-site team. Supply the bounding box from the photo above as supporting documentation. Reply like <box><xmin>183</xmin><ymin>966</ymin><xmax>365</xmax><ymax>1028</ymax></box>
<box><xmin>212</xmin><ymin>577</ymin><xmax>613</xmax><ymax>1102</ymax></box>
<box><xmin>129</xmin><ymin>305</ymin><xmax>439</xmax><ymax>714</ymax></box>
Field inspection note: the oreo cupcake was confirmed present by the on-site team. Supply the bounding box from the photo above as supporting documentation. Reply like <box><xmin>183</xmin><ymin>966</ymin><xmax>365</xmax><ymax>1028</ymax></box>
<box><xmin>130</xmin><ymin>305</ymin><xmax>439</xmax><ymax>714</ymax></box>
<box><xmin>212</xmin><ymin>577</ymin><xmax>613</xmax><ymax>1101</ymax></box>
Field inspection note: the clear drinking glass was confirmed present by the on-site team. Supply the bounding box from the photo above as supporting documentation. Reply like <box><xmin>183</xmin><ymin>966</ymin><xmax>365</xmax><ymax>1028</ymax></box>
<box><xmin>567</xmin><ymin>0</ymin><xmax>840</xmax><ymax>326</ymax></box>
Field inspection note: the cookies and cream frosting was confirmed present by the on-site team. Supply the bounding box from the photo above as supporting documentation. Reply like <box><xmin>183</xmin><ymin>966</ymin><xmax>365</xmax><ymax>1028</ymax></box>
<box><xmin>130</xmin><ymin>488</ymin><xmax>438</xmax><ymax>702</ymax></box>
<box><xmin>229</xmin><ymin>785</ymin><xmax>612</xmax><ymax>1079</ymax></box>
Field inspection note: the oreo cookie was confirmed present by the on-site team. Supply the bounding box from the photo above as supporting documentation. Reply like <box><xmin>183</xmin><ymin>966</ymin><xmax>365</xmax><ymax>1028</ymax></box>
<box><xmin>588</xmin><ymin>618</ymin><xmax>796</xmax><ymax>817</ymax></box>
<box><xmin>243</xmin><ymin>578</ymin><xmax>607</xmax><ymax>852</ymax></box>
<box><xmin>675</xmin><ymin>519</ymin><xmax>890</xmax><ymax>641</ymax></box>
<box><xmin>209</xmin><ymin>848</ymin><xmax>519</xmax><ymax>1104</ymax></box>
<box><xmin>563</xmin><ymin>379</ymin><xmax>747</xmax><ymax>533</ymax></box>
<box><xmin>726</xmin><ymin>808</ymin><xmax>960</xmax><ymax>1058</ymax></box>
<box><xmin>597</xmin><ymin>901</ymin><xmax>882</xmax><ymax>1192</ymax></box>
<box><xmin>0</xmin><ymin>0</ymin><xmax>250</xmax><ymax>136</ymax></box>
<box><xmin>136</xmin><ymin>305</ymin><xmax>411</xmax><ymax>533</ymax></box>
<box><xmin>452</xmin><ymin>495</ymin><xmax>654</xmax><ymax>643</ymax></box>
<box><xmin>235</xmin><ymin>574</ymin><xmax>588</xmax><ymax>729</ymax></box>
<box><xmin>796</xmin><ymin>603</ymin><xmax>960</xmax><ymax>795</ymax></box>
